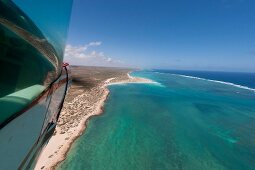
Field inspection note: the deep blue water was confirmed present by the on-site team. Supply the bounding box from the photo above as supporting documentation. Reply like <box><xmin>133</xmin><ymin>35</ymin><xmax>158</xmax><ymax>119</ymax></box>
<box><xmin>59</xmin><ymin>70</ymin><xmax>255</xmax><ymax>170</ymax></box>
<box><xmin>153</xmin><ymin>69</ymin><xmax>255</xmax><ymax>89</ymax></box>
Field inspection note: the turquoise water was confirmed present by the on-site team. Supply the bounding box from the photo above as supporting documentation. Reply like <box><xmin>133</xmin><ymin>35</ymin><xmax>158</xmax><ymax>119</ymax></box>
<box><xmin>59</xmin><ymin>71</ymin><xmax>255</xmax><ymax>170</ymax></box>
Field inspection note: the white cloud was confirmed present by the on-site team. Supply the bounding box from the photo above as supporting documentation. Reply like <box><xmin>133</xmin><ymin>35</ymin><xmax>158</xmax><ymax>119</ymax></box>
<box><xmin>64</xmin><ymin>41</ymin><xmax>124</xmax><ymax>67</ymax></box>
<box><xmin>107</xmin><ymin>58</ymin><xmax>112</xmax><ymax>62</ymax></box>
<box><xmin>88</xmin><ymin>41</ymin><xmax>102</xmax><ymax>46</ymax></box>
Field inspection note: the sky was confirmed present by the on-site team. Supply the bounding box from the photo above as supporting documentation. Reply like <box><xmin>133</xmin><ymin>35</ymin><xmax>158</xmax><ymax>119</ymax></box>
<box><xmin>16</xmin><ymin>0</ymin><xmax>255</xmax><ymax>72</ymax></box>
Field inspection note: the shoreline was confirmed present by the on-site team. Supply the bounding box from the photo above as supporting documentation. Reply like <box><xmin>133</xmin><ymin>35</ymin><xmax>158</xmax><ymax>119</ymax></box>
<box><xmin>35</xmin><ymin>73</ymin><xmax>154</xmax><ymax>170</ymax></box>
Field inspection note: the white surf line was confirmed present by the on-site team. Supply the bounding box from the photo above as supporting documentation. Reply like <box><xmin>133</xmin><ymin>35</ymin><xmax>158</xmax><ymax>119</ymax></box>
<box><xmin>127</xmin><ymin>73</ymin><xmax>164</xmax><ymax>87</ymax></box>
<box><xmin>171</xmin><ymin>74</ymin><xmax>255</xmax><ymax>92</ymax></box>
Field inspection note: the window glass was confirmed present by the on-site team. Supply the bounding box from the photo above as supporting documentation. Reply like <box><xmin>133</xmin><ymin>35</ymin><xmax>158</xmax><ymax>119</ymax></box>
<box><xmin>0</xmin><ymin>0</ymin><xmax>72</xmax><ymax>124</ymax></box>
<box><xmin>13</xmin><ymin>0</ymin><xmax>73</xmax><ymax>61</ymax></box>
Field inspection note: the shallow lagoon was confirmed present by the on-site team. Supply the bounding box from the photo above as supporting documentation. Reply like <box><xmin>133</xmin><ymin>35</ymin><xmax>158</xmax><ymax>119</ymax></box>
<box><xmin>59</xmin><ymin>71</ymin><xmax>255</xmax><ymax>170</ymax></box>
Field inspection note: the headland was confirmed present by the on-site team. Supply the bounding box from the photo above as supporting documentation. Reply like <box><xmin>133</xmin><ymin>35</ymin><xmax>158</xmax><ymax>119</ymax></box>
<box><xmin>35</xmin><ymin>66</ymin><xmax>153</xmax><ymax>170</ymax></box>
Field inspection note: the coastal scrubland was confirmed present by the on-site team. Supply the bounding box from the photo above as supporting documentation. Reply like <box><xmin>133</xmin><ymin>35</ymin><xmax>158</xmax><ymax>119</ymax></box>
<box><xmin>35</xmin><ymin>66</ymin><xmax>152</xmax><ymax>170</ymax></box>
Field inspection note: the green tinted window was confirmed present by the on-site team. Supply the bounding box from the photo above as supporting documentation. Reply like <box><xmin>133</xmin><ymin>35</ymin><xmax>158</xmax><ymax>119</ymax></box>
<box><xmin>0</xmin><ymin>0</ymin><xmax>72</xmax><ymax>124</ymax></box>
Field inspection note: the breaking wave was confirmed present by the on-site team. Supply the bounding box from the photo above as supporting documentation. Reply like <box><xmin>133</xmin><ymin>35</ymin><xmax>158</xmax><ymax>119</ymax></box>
<box><xmin>171</xmin><ymin>74</ymin><xmax>255</xmax><ymax>92</ymax></box>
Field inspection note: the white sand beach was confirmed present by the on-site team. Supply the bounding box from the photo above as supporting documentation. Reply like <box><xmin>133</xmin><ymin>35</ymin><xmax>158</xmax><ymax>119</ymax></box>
<box><xmin>35</xmin><ymin>72</ymin><xmax>153</xmax><ymax>170</ymax></box>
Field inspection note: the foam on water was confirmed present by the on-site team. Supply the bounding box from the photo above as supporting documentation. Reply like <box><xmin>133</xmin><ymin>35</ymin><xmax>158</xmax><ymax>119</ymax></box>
<box><xmin>171</xmin><ymin>74</ymin><xmax>255</xmax><ymax>92</ymax></box>
<box><xmin>147</xmin><ymin>81</ymin><xmax>165</xmax><ymax>87</ymax></box>
<box><xmin>108</xmin><ymin>81</ymin><xmax>164</xmax><ymax>87</ymax></box>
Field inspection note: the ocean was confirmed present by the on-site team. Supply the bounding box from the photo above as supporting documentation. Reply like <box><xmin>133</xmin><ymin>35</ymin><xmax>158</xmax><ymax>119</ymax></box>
<box><xmin>58</xmin><ymin>70</ymin><xmax>255</xmax><ymax>170</ymax></box>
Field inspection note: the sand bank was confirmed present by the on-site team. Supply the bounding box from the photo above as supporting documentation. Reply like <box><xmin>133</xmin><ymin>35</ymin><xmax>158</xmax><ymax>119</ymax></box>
<box><xmin>35</xmin><ymin>73</ymin><xmax>153</xmax><ymax>170</ymax></box>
